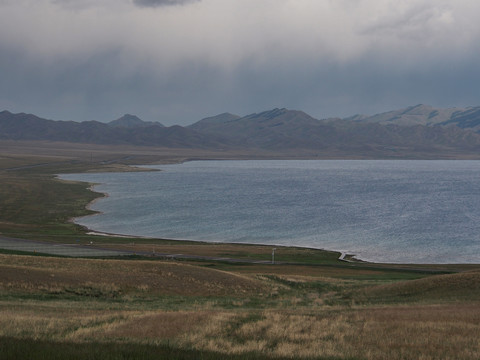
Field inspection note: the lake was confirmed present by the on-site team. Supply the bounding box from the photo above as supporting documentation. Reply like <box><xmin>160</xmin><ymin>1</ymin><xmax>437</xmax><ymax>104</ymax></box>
<box><xmin>61</xmin><ymin>160</ymin><xmax>480</xmax><ymax>264</ymax></box>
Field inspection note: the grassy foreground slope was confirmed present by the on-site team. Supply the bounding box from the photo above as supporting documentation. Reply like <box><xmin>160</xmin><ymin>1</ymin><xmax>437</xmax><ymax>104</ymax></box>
<box><xmin>1</xmin><ymin>254</ymin><xmax>479</xmax><ymax>360</ymax></box>
<box><xmin>0</xmin><ymin>141</ymin><xmax>479</xmax><ymax>359</ymax></box>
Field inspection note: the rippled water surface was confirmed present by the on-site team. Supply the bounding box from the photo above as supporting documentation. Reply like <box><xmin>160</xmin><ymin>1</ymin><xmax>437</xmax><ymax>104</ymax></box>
<box><xmin>61</xmin><ymin>160</ymin><xmax>480</xmax><ymax>263</ymax></box>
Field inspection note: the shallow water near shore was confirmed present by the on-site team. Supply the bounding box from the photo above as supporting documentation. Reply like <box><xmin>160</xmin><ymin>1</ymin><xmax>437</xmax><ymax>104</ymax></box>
<box><xmin>61</xmin><ymin>160</ymin><xmax>480</xmax><ymax>264</ymax></box>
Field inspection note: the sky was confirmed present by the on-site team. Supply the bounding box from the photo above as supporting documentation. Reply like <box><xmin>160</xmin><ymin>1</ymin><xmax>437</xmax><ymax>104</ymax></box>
<box><xmin>1</xmin><ymin>0</ymin><xmax>480</xmax><ymax>126</ymax></box>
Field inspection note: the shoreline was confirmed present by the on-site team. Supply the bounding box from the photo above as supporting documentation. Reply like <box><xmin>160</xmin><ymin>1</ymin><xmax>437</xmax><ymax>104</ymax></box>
<box><xmin>82</xmin><ymin>228</ymin><xmax>360</xmax><ymax>263</ymax></box>
<box><xmin>66</xmin><ymin>172</ymin><xmax>362</xmax><ymax>263</ymax></box>
<box><xmin>62</xmin><ymin>161</ymin><xmax>480</xmax><ymax>266</ymax></box>
<box><xmin>63</xmin><ymin>173</ymin><xmax>363</xmax><ymax>263</ymax></box>
<box><xmin>61</xmin><ymin>162</ymin><xmax>356</xmax><ymax>262</ymax></box>
<box><xmin>61</xmin><ymin>167</ymin><xmax>406</xmax><ymax>265</ymax></box>
<box><xmin>57</xmin><ymin>176</ymin><xmax>111</xmax><ymax>224</ymax></box>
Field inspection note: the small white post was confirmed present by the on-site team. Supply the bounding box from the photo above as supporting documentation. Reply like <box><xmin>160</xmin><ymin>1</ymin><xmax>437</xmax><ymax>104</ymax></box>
<box><xmin>272</xmin><ymin>248</ymin><xmax>276</xmax><ymax>264</ymax></box>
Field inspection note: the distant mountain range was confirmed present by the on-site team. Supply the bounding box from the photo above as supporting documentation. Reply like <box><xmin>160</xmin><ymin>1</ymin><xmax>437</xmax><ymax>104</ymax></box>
<box><xmin>0</xmin><ymin>111</ymin><xmax>222</xmax><ymax>148</ymax></box>
<box><xmin>346</xmin><ymin>104</ymin><xmax>480</xmax><ymax>131</ymax></box>
<box><xmin>2</xmin><ymin>105</ymin><xmax>480</xmax><ymax>158</ymax></box>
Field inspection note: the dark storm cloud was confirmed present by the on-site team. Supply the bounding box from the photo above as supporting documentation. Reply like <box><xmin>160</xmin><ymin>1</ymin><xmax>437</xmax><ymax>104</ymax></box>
<box><xmin>1</xmin><ymin>0</ymin><xmax>480</xmax><ymax>125</ymax></box>
<box><xmin>3</xmin><ymin>40</ymin><xmax>479</xmax><ymax>126</ymax></box>
<box><xmin>133</xmin><ymin>0</ymin><xmax>201</xmax><ymax>7</ymax></box>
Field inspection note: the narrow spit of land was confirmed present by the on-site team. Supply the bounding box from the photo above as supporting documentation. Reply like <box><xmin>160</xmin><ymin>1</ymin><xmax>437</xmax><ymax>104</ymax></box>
<box><xmin>1</xmin><ymin>141</ymin><xmax>480</xmax><ymax>360</ymax></box>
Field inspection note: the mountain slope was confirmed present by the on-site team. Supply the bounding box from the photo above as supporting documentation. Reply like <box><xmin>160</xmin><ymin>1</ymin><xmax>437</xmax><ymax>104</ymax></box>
<box><xmin>188</xmin><ymin>108</ymin><xmax>331</xmax><ymax>149</ymax></box>
<box><xmin>349</xmin><ymin>104</ymin><xmax>480</xmax><ymax>132</ymax></box>
<box><xmin>441</xmin><ymin>107</ymin><xmax>480</xmax><ymax>131</ymax></box>
<box><xmin>0</xmin><ymin>111</ymin><xmax>225</xmax><ymax>148</ymax></box>
<box><xmin>108</xmin><ymin>114</ymin><xmax>164</xmax><ymax>128</ymax></box>
<box><xmin>189</xmin><ymin>113</ymin><xmax>241</xmax><ymax>130</ymax></box>
<box><xmin>189</xmin><ymin>108</ymin><xmax>480</xmax><ymax>153</ymax></box>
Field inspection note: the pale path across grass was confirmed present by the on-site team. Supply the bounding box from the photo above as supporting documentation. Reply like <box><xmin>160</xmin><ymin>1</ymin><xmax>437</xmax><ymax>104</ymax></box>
<box><xmin>0</xmin><ymin>236</ymin><xmax>457</xmax><ymax>274</ymax></box>
<box><xmin>0</xmin><ymin>236</ymin><xmax>131</xmax><ymax>257</ymax></box>
<box><xmin>0</xmin><ymin>236</ymin><xmax>273</xmax><ymax>262</ymax></box>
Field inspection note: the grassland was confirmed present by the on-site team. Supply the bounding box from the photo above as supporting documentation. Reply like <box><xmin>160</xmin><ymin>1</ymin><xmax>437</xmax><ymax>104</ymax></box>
<box><xmin>0</xmin><ymin>141</ymin><xmax>479</xmax><ymax>359</ymax></box>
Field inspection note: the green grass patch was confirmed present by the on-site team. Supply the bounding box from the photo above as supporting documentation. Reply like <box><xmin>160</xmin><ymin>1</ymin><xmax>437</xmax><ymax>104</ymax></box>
<box><xmin>220</xmin><ymin>247</ymin><xmax>342</xmax><ymax>265</ymax></box>
<box><xmin>263</xmin><ymin>275</ymin><xmax>340</xmax><ymax>293</ymax></box>
<box><xmin>0</xmin><ymin>171</ymin><xmax>98</xmax><ymax>239</ymax></box>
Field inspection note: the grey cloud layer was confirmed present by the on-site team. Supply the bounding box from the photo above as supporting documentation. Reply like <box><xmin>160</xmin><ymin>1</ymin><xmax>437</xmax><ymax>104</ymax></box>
<box><xmin>0</xmin><ymin>0</ymin><xmax>479</xmax><ymax>125</ymax></box>
<box><xmin>133</xmin><ymin>0</ymin><xmax>201</xmax><ymax>7</ymax></box>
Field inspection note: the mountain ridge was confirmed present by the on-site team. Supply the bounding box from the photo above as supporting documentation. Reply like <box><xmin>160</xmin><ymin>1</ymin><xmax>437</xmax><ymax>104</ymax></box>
<box><xmin>2</xmin><ymin>106</ymin><xmax>480</xmax><ymax>158</ymax></box>
<box><xmin>108</xmin><ymin>114</ymin><xmax>164</xmax><ymax>128</ymax></box>
<box><xmin>346</xmin><ymin>104</ymin><xmax>480</xmax><ymax>130</ymax></box>
<box><xmin>0</xmin><ymin>110</ymin><xmax>224</xmax><ymax>149</ymax></box>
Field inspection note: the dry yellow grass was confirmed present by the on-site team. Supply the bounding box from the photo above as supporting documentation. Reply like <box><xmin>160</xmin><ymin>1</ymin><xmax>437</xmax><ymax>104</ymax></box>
<box><xmin>0</xmin><ymin>304</ymin><xmax>133</xmax><ymax>341</ymax></box>
<box><xmin>0</xmin><ymin>254</ymin><xmax>266</xmax><ymax>297</ymax></box>
<box><xmin>179</xmin><ymin>305</ymin><xmax>480</xmax><ymax>360</ymax></box>
<box><xmin>2</xmin><ymin>302</ymin><xmax>479</xmax><ymax>359</ymax></box>
<box><xmin>102</xmin><ymin>311</ymin><xmax>214</xmax><ymax>340</ymax></box>
<box><xmin>357</xmin><ymin>270</ymin><xmax>480</xmax><ymax>303</ymax></box>
<box><xmin>1</xmin><ymin>254</ymin><xmax>480</xmax><ymax>359</ymax></box>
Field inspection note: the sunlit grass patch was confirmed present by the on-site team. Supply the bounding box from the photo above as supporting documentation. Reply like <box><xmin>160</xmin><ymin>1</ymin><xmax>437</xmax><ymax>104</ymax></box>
<box><xmin>102</xmin><ymin>311</ymin><xmax>213</xmax><ymax>341</ymax></box>
<box><xmin>179</xmin><ymin>305</ymin><xmax>480</xmax><ymax>360</ymax></box>
<box><xmin>354</xmin><ymin>270</ymin><xmax>480</xmax><ymax>304</ymax></box>
<box><xmin>0</xmin><ymin>254</ymin><xmax>267</xmax><ymax>299</ymax></box>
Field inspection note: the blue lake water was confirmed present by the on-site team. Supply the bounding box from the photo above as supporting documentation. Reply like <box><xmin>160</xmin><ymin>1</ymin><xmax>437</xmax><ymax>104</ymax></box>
<box><xmin>60</xmin><ymin>160</ymin><xmax>480</xmax><ymax>264</ymax></box>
